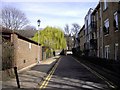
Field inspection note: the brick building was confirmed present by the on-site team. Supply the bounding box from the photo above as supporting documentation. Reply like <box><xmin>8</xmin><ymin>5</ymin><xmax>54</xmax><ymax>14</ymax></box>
<box><xmin>79</xmin><ymin>1</ymin><xmax>120</xmax><ymax>61</ymax></box>
<box><xmin>79</xmin><ymin>25</ymin><xmax>85</xmax><ymax>54</ymax></box>
<box><xmin>84</xmin><ymin>8</ymin><xmax>94</xmax><ymax>56</ymax></box>
<box><xmin>84</xmin><ymin>8</ymin><xmax>98</xmax><ymax>56</ymax></box>
<box><xmin>1</xmin><ymin>28</ymin><xmax>42</xmax><ymax>71</ymax></box>
<box><xmin>102</xmin><ymin>1</ymin><xmax>120</xmax><ymax>60</ymax></box>
<box><xmin>95</xmin><ymin>1</ymin><xmax>120</xmax><ymax>60</ymax></box>
<box><xmin>92</xmin><ymin>3</ymin><xmax>101</xmax><ymax>57</ymax></box>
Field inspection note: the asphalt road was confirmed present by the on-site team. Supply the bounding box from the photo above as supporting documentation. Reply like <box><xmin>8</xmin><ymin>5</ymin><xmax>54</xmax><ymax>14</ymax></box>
<box><xmin>43</xmin><ymin>55</ymin><xmax>110</xmax><ymax>90</ymax></box>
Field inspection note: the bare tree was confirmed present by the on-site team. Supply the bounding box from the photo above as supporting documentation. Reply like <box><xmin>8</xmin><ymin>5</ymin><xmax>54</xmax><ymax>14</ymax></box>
<box><xmin>2</xmin><ymin>6</ymin><xmax>29</xmax><ymax>30</ymax></box>
<box><xmin>71</xmin><ymin>23</ymin><xmax>80</xmax><ymax>48</ymax></box>
<box><xmin>64</xmin><ymin>24</ymin><xmax>71</xmax><ymax>36</ymax></box>
<box><xmin>64</xmin><ymin>24</ymin><xmax>71</xmax><ymax>50</ymax></box>
<box><xmin>71</xmin><ymin>23</ymin><xmax>80</xmax><ymax>36</ymax></box>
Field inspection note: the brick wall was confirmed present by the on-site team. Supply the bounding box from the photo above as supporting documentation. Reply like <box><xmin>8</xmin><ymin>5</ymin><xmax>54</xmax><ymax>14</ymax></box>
<box><xmin>80</xmin><ymin>27</ymin><xmax>85</xmax><ymax>52</ymax></box>
<box><xmin>101</xmin><ymin>2</ymin><xmax>120</xmax><ymax>60</ymax></box>
<box><xmin>12</xmin><ymin>34</ymin><xmax>42</xmax><ymax>70</ymax></box>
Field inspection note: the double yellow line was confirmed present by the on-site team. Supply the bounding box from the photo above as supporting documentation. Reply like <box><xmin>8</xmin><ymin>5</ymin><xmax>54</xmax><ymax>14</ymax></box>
<box><xmin>72</xmin><ymin>57</ymin><xmax>117</xmax><ymax>89</ymax></box>
<box><xmin>39</xmin><ymin>57</ymin><xmax>61</xmax><ymax>89</ymax></box>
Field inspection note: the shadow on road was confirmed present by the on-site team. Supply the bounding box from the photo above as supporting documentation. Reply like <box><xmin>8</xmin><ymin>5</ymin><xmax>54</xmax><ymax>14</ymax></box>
<box><xmin>44</xmin><ymin>55</ymin><xmax>112</xmax><ymax>90</ymax></box>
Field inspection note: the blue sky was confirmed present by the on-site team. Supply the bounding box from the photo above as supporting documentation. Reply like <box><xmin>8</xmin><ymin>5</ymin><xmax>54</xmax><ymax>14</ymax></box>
<box><xmin>1</xmin><ymin>0</ymin><xmax>99</xmax><ymax>30</ymax></box>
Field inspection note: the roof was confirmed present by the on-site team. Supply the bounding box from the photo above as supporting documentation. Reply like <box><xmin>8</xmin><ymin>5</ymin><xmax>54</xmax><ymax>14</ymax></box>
<box><xmin>16</xmin><ymin>30</ymin><xmax>37</xmax><ymax>38</ymax></box>
<box><xmin>1</xmin><ymin>27</ymin><xmax>41</xmax><ymax>46</ymax></box>
<box><xmin>79</xmin><ymin>25</ymin><xmax>85</xmax><ymax>33</ymax></box>
<box><xmin>92</xmin><ymin>2</ymin><xmax>100</xmax><ymax>15</ymax></box>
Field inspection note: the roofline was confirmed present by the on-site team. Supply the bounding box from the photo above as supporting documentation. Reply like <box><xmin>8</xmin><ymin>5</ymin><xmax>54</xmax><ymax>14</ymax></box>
<box><xmin>92</xmin><ymin>2</ymin><xmax>100</xmax><ymax>15</ymax></box>
<box><xmin>80</xmin><ymin>25</ymin><xmax>85</xmax><ymax>33</ymax></box>
<box><xmin>1</xmin><ymin>28</ymin><xmax>41</xmax><ymax>46</ymax></box>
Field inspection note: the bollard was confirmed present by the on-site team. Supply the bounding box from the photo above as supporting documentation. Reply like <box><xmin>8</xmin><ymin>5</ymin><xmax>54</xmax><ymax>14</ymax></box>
<box><xmin>14</xmin><ymin>67</ymin><xmax>20</xmax><ymax>88</ymax></box>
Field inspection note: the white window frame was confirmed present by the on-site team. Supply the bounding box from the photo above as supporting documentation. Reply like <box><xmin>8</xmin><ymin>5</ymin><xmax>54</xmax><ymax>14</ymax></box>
<box><xmin>104</xmin><ymin>19</ymin><xmax>109</xmax><ymax>35</ymax></box>
<box><xmin>105</xmin><ymin>45</ymin><xmax>110</xmax><ymax>59</ymax></box>
<box><xmin>115</xmin><ymin>43</ymin><xmax>118</xmax><ymax>60</ymax></box>
<box><xmin>114</xmin><ymin>11</ymin><xmax>118</xmax><ymax>31</ymax></box>
<box><xmin>104</xmin><ymin>0</ymin><xmax>108</xmax><ymax>10</ymax></box>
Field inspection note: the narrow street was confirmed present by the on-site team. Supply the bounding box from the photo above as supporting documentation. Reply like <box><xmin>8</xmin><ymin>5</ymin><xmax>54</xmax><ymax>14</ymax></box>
<box><xmin>41</xmin><ymin>55</ymin><xmax>110</xmax><ymax>90</ymax></box>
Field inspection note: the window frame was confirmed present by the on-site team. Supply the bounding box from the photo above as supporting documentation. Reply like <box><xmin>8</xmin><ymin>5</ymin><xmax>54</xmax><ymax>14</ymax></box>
<box><xmin>105</xmin><ymin>45</ymin><xmax>110</xmax><ymax>59</ymax></box>
<box><xmin>114</xmin><ymin>11</ymin><xmax>118</xmax><ymax>31</ymax></box>
<box><xmin>103</xmin><ymin>0</ymin><xmax>108</xmax><ymax>11</ymax></box>
<box><xmin>104</xmin><ymin>18</ymin><xmax>109</xmax><ymax>35</ymax></box>
<box><xmin>115</xmin><ymin>43</ymin><xmax>118</xmax><ymax>60</ymax></box>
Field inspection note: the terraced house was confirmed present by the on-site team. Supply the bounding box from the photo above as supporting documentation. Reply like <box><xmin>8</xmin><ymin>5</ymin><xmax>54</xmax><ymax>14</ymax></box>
<box><xmin>98</xmin><ymin>1</ymin><xmax>120</xmax><ymax>60</ymax></box>
<box><xmin>79</xmin><ymin>1</ymin><xmax>120</xmax><ymax>61</ymax></box>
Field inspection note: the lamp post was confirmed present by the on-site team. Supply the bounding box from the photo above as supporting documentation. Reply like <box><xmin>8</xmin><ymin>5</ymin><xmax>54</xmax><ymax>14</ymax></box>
<box><xmin>37</xmin><ymin>19</ymin><xmax>41</xmax><ymax>63</ymax></box>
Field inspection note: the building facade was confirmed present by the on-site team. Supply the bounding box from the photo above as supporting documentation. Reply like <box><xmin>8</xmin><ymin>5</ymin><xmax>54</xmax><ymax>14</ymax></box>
<box><xmin>2</xmin><ymin>28</ymin><xmax>42</xmax><ymax>71</ymax></box>
<box><xmin>79</xmin><ymin>1</ymin><xmax>120</xmax><ymax>61</ymax></box>
<box><xmin>84</xmin><ymin>8</ymin><xmax>98</xmax><ymax>56</ymax></box>
<box><xmin>79</xmin><ymin>25</ymin><xmax>85</xmax><ymax>54</ymax></box>
<box><xmin>100</xmin><ymin>1</ymin><xmax>120</xmax><ymax>60</ymax></box>
<box><xmin>84</xmin><ymin>8</ymin><xmax>94</xmax><ymax>56</ymax></box>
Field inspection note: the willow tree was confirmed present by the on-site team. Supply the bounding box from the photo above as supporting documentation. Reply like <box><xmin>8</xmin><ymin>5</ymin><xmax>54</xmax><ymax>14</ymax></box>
<box><xmin>32</xmin><ymin>26</ymin><xmax>66</xmax><ymax>50</ymax></box>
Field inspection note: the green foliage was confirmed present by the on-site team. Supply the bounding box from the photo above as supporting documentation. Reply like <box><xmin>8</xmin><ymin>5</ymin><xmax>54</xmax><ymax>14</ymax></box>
<box><xmin>46</xmin><ymin>48</ymin><xmax>53</xmax><ymax>58</ymax></box>
<box><xmin>32</xmin><ymin>26</ymin><xmax>66</xmax><ymax>50</ymax></box>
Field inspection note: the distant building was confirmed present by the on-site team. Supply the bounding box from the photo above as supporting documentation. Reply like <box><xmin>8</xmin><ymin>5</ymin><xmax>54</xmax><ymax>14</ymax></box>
<box><xmin>64</xmin><ymin>35</ymin><xmax>74</xmax><ymax>50</ymax></box>
<box><xmin>84</xmin><ymin>8</ymin><xmax>95</xmax><ymax>56</ymax></box>
<box><xmin>79</xmin><ymin>25</ymin><xmax>85</xmax><ymax>54</ymax></box>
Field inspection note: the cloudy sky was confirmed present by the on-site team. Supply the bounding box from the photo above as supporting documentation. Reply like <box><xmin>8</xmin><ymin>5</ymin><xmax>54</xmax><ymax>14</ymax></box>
<box><xmin>1</xmin><ymin>0</ymin><xmax>99</xmax><ymax>30</ymax></box>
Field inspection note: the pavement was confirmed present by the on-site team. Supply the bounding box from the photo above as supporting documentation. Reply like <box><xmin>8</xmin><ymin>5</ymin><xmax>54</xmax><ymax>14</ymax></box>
<box><xmin>2</xmin><ymin>55</ymin><xmax>60</xmax><ymax>89</ymax></box>
<box><xmin>73</xmin><ymin>55</ymin><xmax>120</xmax><ymax>89</ymax></box>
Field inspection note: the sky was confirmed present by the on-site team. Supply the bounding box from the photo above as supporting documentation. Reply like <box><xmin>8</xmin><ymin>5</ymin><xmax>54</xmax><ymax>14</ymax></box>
<box><xmin>1</xmin><ymin>0</ymin><xmax>99</xmax><ymax>30</ymax></box>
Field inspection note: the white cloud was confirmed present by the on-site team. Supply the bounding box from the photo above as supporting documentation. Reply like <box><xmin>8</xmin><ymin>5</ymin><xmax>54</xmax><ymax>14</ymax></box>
<box><xmin>19</xmin><ymin>3</ymin><xmax>89</xmax><ymax>19</ymax></box>
<box><xmin>1</xmin><ymin>2</ymin><xmax>99</xmax><ymax>30</ymax></box>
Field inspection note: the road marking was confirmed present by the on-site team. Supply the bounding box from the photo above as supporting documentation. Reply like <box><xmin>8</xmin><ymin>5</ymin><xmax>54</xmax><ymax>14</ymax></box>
<box><xmin>72</xmin><ymin>57</ymin><xmax>117</xmax><ymax>89</ymax></box>
<box><xmin>39</xmin><ymin>57</ymin><xmax>61</xmax><ymax>89</ymax></box>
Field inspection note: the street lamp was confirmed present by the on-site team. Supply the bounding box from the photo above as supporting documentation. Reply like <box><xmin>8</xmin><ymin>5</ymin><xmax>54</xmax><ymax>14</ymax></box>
<box><xmin>37</xmin><ymin>19</ymin><xmax>41</xmax><ymax>63</ymax></box>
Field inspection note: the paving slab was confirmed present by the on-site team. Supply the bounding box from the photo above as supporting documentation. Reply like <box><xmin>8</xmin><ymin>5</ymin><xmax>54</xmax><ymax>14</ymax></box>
<box><xmin>2</xmin><ymin>55</ymin><xmax>60</xmax><ymax>89</ymax></box>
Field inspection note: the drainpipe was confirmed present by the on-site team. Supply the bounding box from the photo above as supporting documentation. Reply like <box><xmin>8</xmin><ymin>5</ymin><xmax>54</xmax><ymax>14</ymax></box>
<box><xmin>118</xmin><ymin>1</ymin><xmax>120</xmax><ymax>60</ymax></box>
<box><xmin>100</xmin><ymin>1</ymin><xmax>104</xmax><ymax>58</ymax></box>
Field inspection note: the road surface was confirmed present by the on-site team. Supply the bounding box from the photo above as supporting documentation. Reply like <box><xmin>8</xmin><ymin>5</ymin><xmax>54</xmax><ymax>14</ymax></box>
<box><xmin>40</xmin><ymin>55</ymin><xmax>111</xmax><ymax>90</ymax></box>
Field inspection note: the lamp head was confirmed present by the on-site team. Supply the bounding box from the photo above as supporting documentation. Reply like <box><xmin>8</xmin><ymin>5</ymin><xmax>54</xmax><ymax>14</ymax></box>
<box><xmin>37</xmin><ymin>20</ymin><xmax>41</xmax><ymax>27</ymax></box>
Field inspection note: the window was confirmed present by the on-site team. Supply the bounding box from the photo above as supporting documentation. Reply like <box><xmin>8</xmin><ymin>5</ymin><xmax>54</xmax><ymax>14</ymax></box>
<box><xmin>115</xmin><ymin>43</ymin><xmax>118</xmax><ymax>60</ymax></box>
<box><xmin>114</xmin><ymin>12</ymin><xmax>118</xmax><ymax>31</ymax></box>
<box><xmin>105</xmin><ymin>45</ymin><xmax>110</xmax><ymax>59</ymax></box>
<box><xmin>104</xmin><ymin>19</ymin><xmax>109</xmax><ymax>35</ymax></box>
<box><xmin>104</xmin><ymin>0</ymin><xmax>108</xmax><ymax>10</ymax></box>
